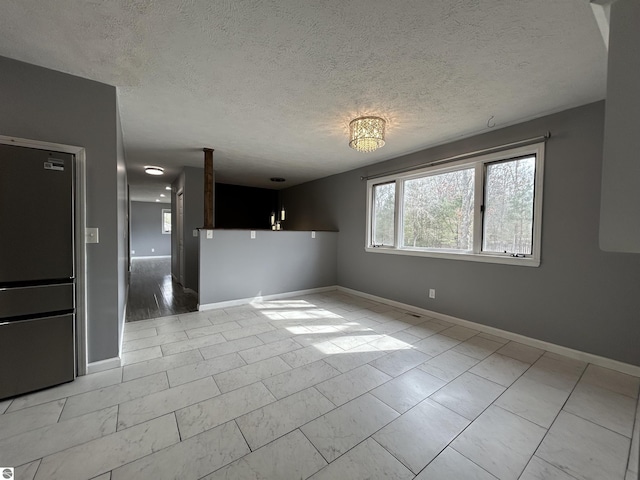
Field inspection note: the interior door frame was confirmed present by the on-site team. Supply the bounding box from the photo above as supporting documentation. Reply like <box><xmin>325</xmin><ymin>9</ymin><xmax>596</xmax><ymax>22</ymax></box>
<box><xmin>0</xmin><ymin>135</ymin><xmax>88</xmax><ymax>376</ymax></box>
<box><xmin>177</xmin><ymin>189</ymin><xmax>185</xmax><ymax>286</ymax></box>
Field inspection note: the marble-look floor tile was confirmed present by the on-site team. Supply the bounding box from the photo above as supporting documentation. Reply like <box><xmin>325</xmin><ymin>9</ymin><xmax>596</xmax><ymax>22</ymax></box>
<box><xmin>440</xmin><ymin>325</ymin><xmax>479</xmax><ymax>341</ymax></box>
<box><xmin>262</xmin><ymin>360</ymin><xmax>340</xmax><ymax>399</ymax></box>
<box><xmin>214</xmin><ymin>356</ymin><xmax>291</xmax><ymax>393</ymax></box>
<box><xmin>519</xmin><ymin>456</ymin><xmax>579</xmax><ymax>480</ymax></box>
<box><xmin>374</xmin><ymin>398</ymin><xmax>470</xmax><ymax>473</ymax></box>
<box><xmin>497</xmin><ymin>341</ymin><xmax>544</xmax><ymax>364</ymax></box>
<box><xmin>90</xmin><ymin>473</ymin><xmax>111</xmax><ymax>480</ymax></box>
<box><xmin>322</xmin><ymin>345</ymin><xmax>385</xmax><ymax>373</ymax></box>
<box><xmin>122</xmin><ymin>345</ymin><xmax>163</xmax><ymax>365</ymax></box>
<box><xmin>452</xmin><ymin>336</ymin><xmax>503</xmax><ymax>360</ymax></box>
<box><xmin>111</xmin><ymin>420</ymin><xmax>249</xmax><ymax>480</ymax></box>
<box><xmin>176</xmin><ymin>382</ymin><xmax>276</xmax><ymax>439</ymax></box>
<box><xmin>430</xmin><ymin>372</ymin><xmax>505</xmax><ymax>420</ymax></box>
<box><xmin>0</xmin><ymin>399</ymin><xmax>65</xmax><ymax>441</ymax></box>
<box><xmin>61</xmin><ymin>372</ymin><xmax>169</xmax><ymax>420</ymax></box>
<box><xmin>309</xmin><ymin>438</ymin><xmax>413</xmax><ymax>480</ymax></box>
<box><xmin>414</xmin><ymin>447</ymin><xmax>498</xmax><ymax>480</ymax></box>
<box><xmin>199</xmin><ymin>336</ymin><xmax>264</xmax><ymax>360</ymax></box>
<box><xmin>315</xmin><ymin>364</ymin><xmax>391</xmax><ymax>406</ymax></box>
<box><xmin>122</xmin><ymin>349</ymin><xmax>203</xmax><ymax>382</ymax></box>
<box><xmin>166</xmin><ymin>353</ymin><xmax>246</xmax><ymax>387</ymax></box>
<box><xmin>123</xmin><ymin>327</ymin><xmax>158</xmax><ymax>341</ymax></box>
<box><xmin>0</xmin><ymin>406</ymin><xmax>117</xmax><ymax>467</ymax></box>
<box><xmin>161</xmin><ymin>332</ymin><xmax>227</xmax><ymax>356</ymax></box>
<box><xmin>238</xmin><ymin>338</ymin><xmax>302</xmax><ymax>364</ymax></box>
<box><xmin>202</xmin><ymin>429</ymin><xmax>326</xmax><ymax>480</ymax></box>
<box><xmin>329</xmin><ymin>332</ymin><xmax>383</xmax><ymax>350</ymax></box>
<box><xmin>371</xmin><ymin>368</ymin><xmax>445</xmax><ymax>413</ymax></box>
<box><xmin>451</xmin><ymin>405</ymin><xmax>547</xmax><ymax>480</ymax></box>
<box><xmin>280</xmin><ymin>342</ymin><xmax>344</xmax><ymax>368</ymax></box>
<box><xmin>156</xmin><ymin>316</ymin><xmax>212</xmax><ymax>334</ymax></box>
<box><xmin>124</xmin><ymin>315</ymin><xmax>178</xmax><ymax>333</ymax></box>
<box><xmin>630</xmin><ymin>399</ymin><xmax>639</xmax><ymax>473</ymax></box>
<box><xmin>494</xmin><ymin>375</ymin><xmax>570</xmax><ymax>428</ymax></box>
<box><xmin>122</xmin><ymin>331</ymin><xmax>188</xmax><ymax>353</ymax></box>
<box><xmin>236</xmin><ymin>387</ymin><xmax>334</xmax><ymax>450</ymax></box>
<box><xmin>370</xmin><ymin>320</ymin><xmax>412</xmax><ymax>336</ymax></box>
<box><xmin>35</xmin><ymin>413</ymin><xmax>180</xmax><ymax>480</ymax></box>
<box><xmin>366</xmin><ymin>334</ymin><xmax>416</xmax><ymax>351</ymax></box>
<box><xmin>0</xmin><ymin>398</ymin><xmax>12</xmax><ymax>414</ymax></box>
<box><xmin>403</xmin><ymin>320</ymin><xmax>448</xmax><ymax>339</ymax></box>
<box><xmin>537</xmin><ymin>411</ymin><xmax>630</xmax><ymax>480</ymax></box>
<box><xmin>300</xmin><ymin>393</ymin><xmax>398</xmax><ymax>462</ymax></box>
<box><xmin>625</xmin><ymin>471</ymin><xmax>638</xmax><ymax>480</ymax></box>
<box><xmin>14</xmin><ymin>460</ymin><xmax>41</xmax><ymax>480</ymax></box>
<box><xmin>524</xmin><ymin>355</ymin><xmax>585</xmax><ymax>392</ymax></box>
<box><xmin>117</xmin><ymin>376</ymin><xmax>219</xmax><ymax>429</ymax></box>
<box><xmin>477</xmin><ymin>332</ymin><xmax>509</xmax><ymax>344</ymax></box>
<box><xmin>419</xmin><ymin>349</ymin><xmax>480</xmax><ymax>382</ymax></box>
<box><xmin>222</xmin><ymin>323</ymin><xmax>275</xmax><ymax>341</ymax></box>
<box><xmin>580</xmin><ymin>364</ymin><xmax>640</xmax><ymax>399</ymax></box>
<box><xmin>413</xmin><ymin>334</ymin><xmax>461</xmax><ymax>357</ymax></box>
<box><xmin>184</xmin><ymin>321</ymin><xmax>241</xmax><ymax>339</ymax></box>
<box><xmin>369</xmin><ymin>348</ymin><xmax>431</xmax><ymax>377</ymax></box>
<box><xmin>256</xmin><ymin>327</ymin><xmax>297</xmax><ymax>344</ymax></box>
<box><xmin>564</xmin><ymin>382</ymin><xmax>636</xmax><ymax>437</ymax></box>
<box><xmin>7</xmin><ymin>368</ymin><xmax>122</xmax><ymax>412</ymax></box>
<box><xmin>470</xmin><ymin>353</ymin><xmax>530</xmax><ymax>387</ymax></box>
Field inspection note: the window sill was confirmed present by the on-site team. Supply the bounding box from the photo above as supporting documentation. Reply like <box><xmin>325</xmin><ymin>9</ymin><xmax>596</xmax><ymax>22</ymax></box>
<box><xmin>365</xmin><ymin>246</ymin><xmax>540</xmax><ymax>267</ymax></box>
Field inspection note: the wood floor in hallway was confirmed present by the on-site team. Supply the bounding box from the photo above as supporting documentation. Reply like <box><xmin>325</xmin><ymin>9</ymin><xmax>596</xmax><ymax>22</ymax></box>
<box><xmin>126</xmin><ymin>256</ymin><xmax>198</xmax><ymax>322</ymax></box>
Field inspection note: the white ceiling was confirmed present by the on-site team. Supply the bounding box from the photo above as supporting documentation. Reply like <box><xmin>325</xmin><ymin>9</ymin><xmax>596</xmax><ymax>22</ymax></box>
<box><xmin>0</xmin><ymin>1</ymin><xmax>606</xmax><ymax>202</ymax></box>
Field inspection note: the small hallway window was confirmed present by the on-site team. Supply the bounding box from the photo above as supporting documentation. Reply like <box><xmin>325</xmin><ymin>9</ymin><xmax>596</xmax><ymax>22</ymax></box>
<box><xmin>162</xmin><ymin>209</ymin><xmax>171</xmax><ymax>234</ymax></box>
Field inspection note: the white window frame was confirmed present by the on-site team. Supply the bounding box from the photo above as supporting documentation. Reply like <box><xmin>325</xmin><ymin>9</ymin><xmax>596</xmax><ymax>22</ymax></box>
<box><xmin>365</xmin><ymin>142</ymin><xmax>545</xmax><ymax>267</ymax></box>
<box><xmin>162</xmin><ymin>208</ymin><xmax>171</xmax><ymax>234</ymax></box>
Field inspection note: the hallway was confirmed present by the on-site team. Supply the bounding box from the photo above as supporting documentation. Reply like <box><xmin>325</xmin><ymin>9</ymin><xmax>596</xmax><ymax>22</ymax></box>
<box><xmin>126</xmin><ymin>256</ymin><xmax>198</xmax><ymax>322</ymax></box>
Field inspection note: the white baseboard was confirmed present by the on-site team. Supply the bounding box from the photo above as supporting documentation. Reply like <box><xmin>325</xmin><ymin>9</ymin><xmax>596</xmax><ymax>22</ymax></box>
<box><xmin>198</xmin><ymin>286</ymin><xmax>338</xmax><ymax>311</ymax></box>
<box><xmin>86</xmin><ymin>357</ymin><xmax>122</xmax><ymax>374</ymax></box>
<box><xmin>337</xmin><ymin>286</ymin><xmax>640</xmax><ymax>377</ymax></box>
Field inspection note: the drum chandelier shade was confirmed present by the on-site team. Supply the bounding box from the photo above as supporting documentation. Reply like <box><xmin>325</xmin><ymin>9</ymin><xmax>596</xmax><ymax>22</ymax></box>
<box><xmin>349</xmin><ymin>116</ymin><xmax>386</xmax><ymax>153</ymax></box>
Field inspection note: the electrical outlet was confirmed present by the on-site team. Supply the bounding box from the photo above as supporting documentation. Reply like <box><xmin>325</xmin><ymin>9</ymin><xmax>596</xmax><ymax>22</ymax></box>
<box><xmin>151</xmin><ymin>248</ymin><xmax>155</xmax><ymax>253</ymax></box>
<box><xmin>429</xmin><ymin>289</ymin><xmax>436</xmax><ymax>299</ymax></box>
<box><xmin>251</xmin><ymin>231</ymin><xmax>256</xmax><ymax>239</ymax></box>
<box><xmin>131</xmin><ymin>250</ymin><xmax>135</xmax><ymax>254</ymax></box>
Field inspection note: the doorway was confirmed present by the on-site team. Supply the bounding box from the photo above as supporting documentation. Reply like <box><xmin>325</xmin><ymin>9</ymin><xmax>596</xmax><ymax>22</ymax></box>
<box><xmin>125</xmin><ymin>190</ymin><xmax>197</xmax><ymax>322</ymax></box>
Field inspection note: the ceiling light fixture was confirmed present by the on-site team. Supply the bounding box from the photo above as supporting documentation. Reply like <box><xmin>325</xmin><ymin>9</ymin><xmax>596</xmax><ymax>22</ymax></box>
<box><xmin>145</xmin><ymin>166</ymin><xmax>164</xmax><ymax>176</ymax></box>
<box><xmin>165</xmin><ymin>186</ymin><xmax>171</xmax><ymax>191</ymax></box>
<box><xmin>160</xmin><ymin>194</ymin><xmax>166</xmax><ymax>197</ymax></box>
<box><xmin>349</xmin><ymin>116</ymin><xmax>386</xmax><ymax>153</ymax></box>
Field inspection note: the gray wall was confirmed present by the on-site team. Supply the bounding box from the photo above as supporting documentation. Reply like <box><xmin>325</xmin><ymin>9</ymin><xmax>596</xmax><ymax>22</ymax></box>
<box><xmin>282</xmin><ymin>102</ymin><xmax>640</xmax><ymax>366</ymax></box>
<box><xmin>116</xmin><ymin>99</ymin><xmax>128</xmax><ymax>354</ymax></box>
<box><xmin>172</xmin><ymin>166</ymin><xmax>206</xmax><ymax>292</ymax></box>
<box><xmin>600</xmin><ymin>0</ymin><xmax>640</xmax><ymax>253</ymax></box>
<box><xmin>130</xmin><ymin>201</ymin><xmax>171</xmax><ymax>256</ymax></box>
<box><xmin>0</xmin><ymin>56</ymin><xmax>122</xmax><ymax>363</ymax></box>
<box><xmin>199</xmin><ymin>231</ymin><xmax>337</xmax><ymax>306</ymax></box>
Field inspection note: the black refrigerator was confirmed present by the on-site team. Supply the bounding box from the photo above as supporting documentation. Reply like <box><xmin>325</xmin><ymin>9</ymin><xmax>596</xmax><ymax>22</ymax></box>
<box><xmin>0</xmin><ymin>143</ymin><xmax>76</xmax><ymax>400</ymax></box>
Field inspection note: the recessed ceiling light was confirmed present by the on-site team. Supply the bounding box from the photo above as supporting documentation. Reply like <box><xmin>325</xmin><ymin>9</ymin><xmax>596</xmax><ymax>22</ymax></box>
<box><xmin>160</xmin><ymin>194</ymin><xmax>166</xmax><ymax>197</ymax></box>
<box><xmin>155</xmin><ymin>199</ymin><xmax>160</xmax><ymax>202</ymax></box>
<box><xmin>145</xmin><ymin>166</ymin><xmax>164</xmax><ymax>176</ymax></box>
<box><xmin>165</xmin><ymin>186</ymin><xmax>171</xmax><ymax>190</ymax></box>
<box><xmin>270</xmin><ymin>177</ymin><xmax>286</xmax><ymax>182</ymax></box>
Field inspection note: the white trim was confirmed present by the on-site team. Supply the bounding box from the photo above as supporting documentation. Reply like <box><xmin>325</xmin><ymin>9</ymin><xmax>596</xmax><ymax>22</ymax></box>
<box><xmin>198</xmin><ymin>286</ymin><xmax>338</xmax><ymax>311</ymax></box>
<box><xmin>86</xmin><ymin>357</ymin><xmax>121</xmax><ymax>374</ymax></box>
<box><xmin>131</xmin><ymin>255</ymin><xmax>171</xmax><ymax>259</ymax></box>
<box><xmin>337</xmin><ymin>286</ymin><xmax>640</xmax><ymax>377</ymax></box>
<box><xmin>0</xmin><ymin>135</ymin><xmax>88</xmax><ymax>376</ymax></box>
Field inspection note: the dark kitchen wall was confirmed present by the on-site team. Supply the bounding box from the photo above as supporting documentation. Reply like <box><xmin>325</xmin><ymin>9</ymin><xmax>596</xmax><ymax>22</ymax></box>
<box><xmin>215</xmin><ymin>183</ymin><xmax>278</xmax><ymax>230</ymax></box>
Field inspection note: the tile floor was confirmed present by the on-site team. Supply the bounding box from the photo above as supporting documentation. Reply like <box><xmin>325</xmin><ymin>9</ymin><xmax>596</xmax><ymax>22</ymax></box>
<box><xmin>1</xmin><ymin>291</ymin><xmax>638</xmax><ymax>480</ymax></box>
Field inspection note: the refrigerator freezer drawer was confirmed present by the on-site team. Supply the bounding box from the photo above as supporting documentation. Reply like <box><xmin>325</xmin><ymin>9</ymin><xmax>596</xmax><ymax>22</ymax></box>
<box><xmin>0</xmin><ymin>314</ymin><xmax>75</xmax><ymax>400</ymax></box>
<box><xmin>0</xmin><ymin>283</ymin><xmax>74</xmax><ymax>320</ymax></box>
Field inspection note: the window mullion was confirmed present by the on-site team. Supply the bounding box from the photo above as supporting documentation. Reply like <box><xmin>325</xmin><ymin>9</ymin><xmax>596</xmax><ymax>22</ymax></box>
<box><xmin>395</xmin><ymin>180</ymin><xmax>403</xmax><ymax>249</ymax></box>
<box><xmin>473</xmin><ymin>162</ymin><xmax>484</xmax><ymax>254</ymax></box>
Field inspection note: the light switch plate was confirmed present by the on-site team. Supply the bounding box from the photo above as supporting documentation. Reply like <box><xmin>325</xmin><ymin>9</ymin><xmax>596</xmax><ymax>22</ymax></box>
<box><xmin>312</xmin><ymin>231</ymin><xmax>316</xmax><ymax>238</ymax></box>
<box><xmin>206</xmin><ymin>230</ymin><xmax>213</xmax><ymax>239</ymax></box>
<box><xmin>251</xmin><ymin>231</ymin><xmax>256</xmax><ymax>239</ymax></box>
<box><xmin>193</xmin><ymin>229</ymin><xmax>198</xmax><ymax>237</ymax></box>
<box><xmin>86</xmin><ymin>227</ymin><xmax>99</xmax><ymax>244</ymax></box>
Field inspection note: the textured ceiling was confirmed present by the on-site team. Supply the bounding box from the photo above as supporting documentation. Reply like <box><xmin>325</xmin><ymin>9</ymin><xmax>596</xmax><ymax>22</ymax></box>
<box><xmin>0</xmin><ymin>0</ymin><xmax>606</xmax><ymax>202</ymax></box>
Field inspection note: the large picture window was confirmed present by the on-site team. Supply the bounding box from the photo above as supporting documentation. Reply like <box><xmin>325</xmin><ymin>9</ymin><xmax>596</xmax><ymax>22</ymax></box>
<box><xmin>366</xmin><ymin>143</ymin><xmax>545</xmax><ymax>266</ymax></box>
